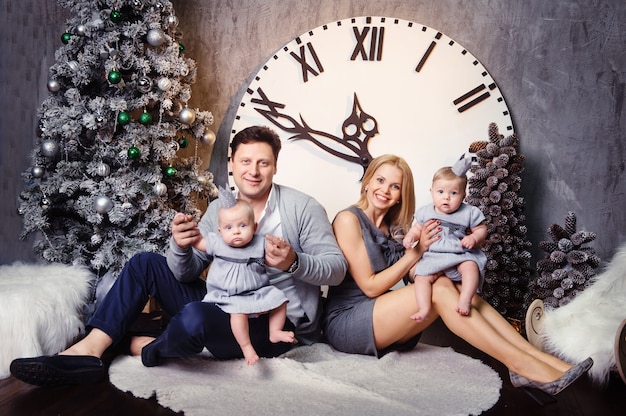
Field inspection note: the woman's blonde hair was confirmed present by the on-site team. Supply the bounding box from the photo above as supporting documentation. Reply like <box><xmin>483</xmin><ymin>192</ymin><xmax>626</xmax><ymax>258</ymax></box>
<box><xmin>355</xmin><ymin>154</ymin><xmax>415</xmax><ymax>237</ymax></box>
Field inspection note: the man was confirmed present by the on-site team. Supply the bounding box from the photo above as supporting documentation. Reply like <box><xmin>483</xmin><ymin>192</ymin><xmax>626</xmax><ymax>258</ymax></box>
<box><xmin>11</xmin><ymin>126</ymin><xmax>347</xmax><ymax>386</ymax></box>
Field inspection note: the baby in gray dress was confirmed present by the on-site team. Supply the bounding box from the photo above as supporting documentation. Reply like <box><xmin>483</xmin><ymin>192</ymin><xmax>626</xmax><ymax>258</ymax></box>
<box><xmin>194</xmin><ymin>191</ymin><xmax>294</xmax><ymax>364</ymax></box>
<box><xmin>403</xmin><ymin>157</ymin><xmax>487</xmax><ymax>322</ymax></box>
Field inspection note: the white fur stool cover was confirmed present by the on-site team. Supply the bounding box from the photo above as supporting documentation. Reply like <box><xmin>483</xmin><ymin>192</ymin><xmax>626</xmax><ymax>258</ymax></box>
<box><xmin>539</xmin><ymin>242</ymin><xmax>626</xmax><ymax>386</ymax></box>
<box><xmin>0</xmin><ymin>262</ymin><xmax>94</xmax><ymax>379</ymax></box>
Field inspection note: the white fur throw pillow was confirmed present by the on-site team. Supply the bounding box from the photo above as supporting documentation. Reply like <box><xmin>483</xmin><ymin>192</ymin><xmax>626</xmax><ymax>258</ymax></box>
<box><xmin>0</xmin><ymin>262</ymin><xmax>94</xmax><ymax>379</ymax></box>
<box><xmin>540</xmin><ymin>242</ymin><xmax>626</xmax><ymax>386</ymax></box>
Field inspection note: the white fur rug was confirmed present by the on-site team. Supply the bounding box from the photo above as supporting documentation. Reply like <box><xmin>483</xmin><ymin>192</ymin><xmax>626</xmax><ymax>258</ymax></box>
<box><xmin>0</xmin><ymin>262</ymin><xmax>93</xmax><ymax>379</ymax></box>
<box><xmin>540</xmin><ymin>242</ymin><xmax>626</xmax><ymax>386</ymax></box>
<box><xmin>109</xmin><ymin>343</ymin><xmax>501</xmax><ymax>416</ymax></box>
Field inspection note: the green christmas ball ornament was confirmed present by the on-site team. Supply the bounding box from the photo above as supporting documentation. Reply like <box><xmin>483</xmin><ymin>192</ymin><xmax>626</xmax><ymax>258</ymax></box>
<box><xmin>165</xmin><ymin>166</ymin><xmax>177</xmax><ymax>177</ymax></box>
<box><xmin>61</xmin><ymin>32</ymin><xmax>71</xmax><ymax>44</ymax></box>
<box><xmin>138</xmin><ymin>112</ymin><xmax>152</xmax><ymax>125</ymax></box>
<box><xmin>107</xmin><ymin>70</ymin><xmax>122</xmax><ymax>84</ymax></box>
<box><xmin>178</xmin><ymin>43</ymin><xmax>185</xmax><ymax>54</ymax></box>
<box><xmin>117</xmin><ymin>111</ymin><xmax>131</xmax><ymax>125</ymax></box>
<box><xmin>127</xmin><ymin>146</ymin><xmax>141</xmax><ymax>160</ymax></box>
<box><xmin>110</xmin><ymin>10</ymin><xmax>123</xmax><ymax>24</ymax></box>
<box><xmin>178</xmin><ymin>136</ymin><xmax>189</xmax><ymax>148</ymax></box>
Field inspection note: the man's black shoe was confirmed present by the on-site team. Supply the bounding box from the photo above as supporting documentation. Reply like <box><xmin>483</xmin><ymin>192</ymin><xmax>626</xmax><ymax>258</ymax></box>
<box><xmin>10</xmin><ymin>354</ymin><xmax>105</xmax><ymax>387</ymax></box>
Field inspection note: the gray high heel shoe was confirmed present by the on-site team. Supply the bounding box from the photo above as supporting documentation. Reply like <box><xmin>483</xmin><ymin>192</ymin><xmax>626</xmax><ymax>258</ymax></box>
<box><xmin>509</xmin><ymin>357</ymin><xmax>593</xmax><ymax>395</ymax></box>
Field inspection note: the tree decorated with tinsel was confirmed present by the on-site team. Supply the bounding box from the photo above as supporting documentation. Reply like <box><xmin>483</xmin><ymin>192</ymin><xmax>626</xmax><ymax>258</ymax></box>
<box><xmin>466</xmin><ymin>122</ymin><xmax>534</xmax><ymax>319</ymax></box>
<box><xmin>530</xmin><ymin>211</ymin><xmax>600</xmax><ymax>308</ymax></box>
<box><xmin>18</xmin><ymin>0</ymin><xmax>218</xmax><ymax>294</ymax></box>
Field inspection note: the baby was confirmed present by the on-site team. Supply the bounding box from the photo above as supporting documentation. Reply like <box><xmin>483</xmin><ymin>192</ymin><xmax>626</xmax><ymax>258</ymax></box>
<box><xmin>194</xmin><ymin>188</ymin><xmax>294</xmax><ymax>364</ymax></box>
<box><xmin>403</xmin><ymin>156</ymin><xmax>487</xmax><ymax>321</ymax></box>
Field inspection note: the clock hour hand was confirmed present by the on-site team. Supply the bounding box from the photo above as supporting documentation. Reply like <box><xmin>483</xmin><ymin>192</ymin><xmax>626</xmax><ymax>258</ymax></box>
<box><xmin>253</xmin><ymin>89</ymin><xmax>377</xmax><ymax>173</ymax></box>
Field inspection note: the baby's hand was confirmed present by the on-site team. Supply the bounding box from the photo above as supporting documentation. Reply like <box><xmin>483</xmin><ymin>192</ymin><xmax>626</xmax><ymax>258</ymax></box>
<box><xmin>403</xmin><ymin>224</ymin><xmax>423</xmax><ymax>249</ymax></box>
<box><xmin>461</xmin><ymin>234</ymin><xmax>477</xmax><ymax>249</ymax></box>
<box><xmin>403</xmin><ymin>235</ymin><xmax>417</xmax><ymax>249</ymax></box>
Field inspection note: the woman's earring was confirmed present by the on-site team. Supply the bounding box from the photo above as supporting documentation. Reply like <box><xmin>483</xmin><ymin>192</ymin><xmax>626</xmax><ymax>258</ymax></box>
<box><xmin>364</xmin><ymin>187</ymin><xmax>368</xmax><ymax>192</ymax></box>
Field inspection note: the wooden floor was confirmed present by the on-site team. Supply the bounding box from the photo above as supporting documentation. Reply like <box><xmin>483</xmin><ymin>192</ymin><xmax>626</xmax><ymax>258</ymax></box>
<box><xmin>1</xmin><ymin>316</ymin><xmax>624</xmax><ymax>415</ymax></box>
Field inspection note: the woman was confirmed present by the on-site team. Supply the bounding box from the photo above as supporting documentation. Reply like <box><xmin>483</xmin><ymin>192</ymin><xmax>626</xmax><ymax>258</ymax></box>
<box><xmin>322</xmin><ymin>154</ymin><xmax>592</xmax><ymax>395</ymax></box>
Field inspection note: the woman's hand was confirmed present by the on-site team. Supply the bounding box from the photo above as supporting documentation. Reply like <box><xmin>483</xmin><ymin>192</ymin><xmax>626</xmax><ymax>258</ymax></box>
<box><xmin>414</xmin><ymin>219</ymin><xmax>441</xmax><ymax>253</ymax></box>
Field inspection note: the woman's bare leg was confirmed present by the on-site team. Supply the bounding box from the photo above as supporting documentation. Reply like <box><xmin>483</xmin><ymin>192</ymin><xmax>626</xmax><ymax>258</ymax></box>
<box><xmin>373</xmin><ymin>284</ymin><xmax>437</xmax><ymax>349</ymax></box>
<box><xmin>61</xmin><ymin>328</ymin><xmax>113</xmax><ymax>358</ymax></box>
<box><xmin>431</xmin><ymin>278</ymin><xmax>569</xmax><ymax>383</ymax></box>
<box><xmin>470</xmin><ymin>295</ymin><xmax>571</xmax><ymax>372</ymax></box>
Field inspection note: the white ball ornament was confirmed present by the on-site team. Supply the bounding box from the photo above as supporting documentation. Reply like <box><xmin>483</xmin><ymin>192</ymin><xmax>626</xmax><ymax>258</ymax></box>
<box><xmin>31</xmin><ymin>166</ymin><xmax>45</xmax><ymax>178</ymax></box>
<box><xmin>68</xmin><ymin>60</ymin><xmax>80</xmax><ymax>72</ymax></box>
<box><xmin>167</xmin><ymin>15</ymin><xmax>179</xmax><ymax>29</ymax></box>
<box><xmin>137</xmin><ymin>76</ymin><xmax>153</xmax><ymax>93</ymax></box>
<box><xmin>153</xmin><ymin>182</ymin><xmax>167</xmax><ymax>196</ymax></box>
<box><xmin>91</xmin><ymin>233</ymin><xmax>103</xmax><ymax>245</ymax></box>
<box><xmin>41</xmin><ymin>139</ymin><xmax>60</xmax><ymax>158</ymax></box>
<box><xmin>146</xmin><ymin>29</ymin><xmax>166</xmax><ymax>47</ymax></box>
<box><xmin>96</xmin><ymin>162</ymin><xmax>110</xmax><ymax>177</ymax></box>
<box><xmin>201</xmin><ymin>129</ymin><xmax>216</xmax><ymax>146</ymax></box>
<box><xmin>196</xmin><ymin>174</ymin><xmax>208</xmax><ymax>185</ymax></box>
<box><xmin>157</xmin><ymin>77</ymin><xmax>172</xmax><ymax>91</ymax></box>
<box><xmin>47</xmin><ymin>80</ymin><xmax>61</xmax><ymax>93</ymax></box>
<box><xmin>178</xmin><ymin>107</ymin><xmax>196</xmax><ymax>125</ymax></box>
<box><xmin>95</xmin><ymin>195</ymin><xmax>114</xmax><ymax>213</ymax></box>
<box><xmin>168</xmin><ymin>140</ymin><xmax>180</xmax><ymax>151</ymax></box>
<box><xmin>76</xmin><ymin>24</ymin><xmax>87</xmax><ymax>36</ymax></box>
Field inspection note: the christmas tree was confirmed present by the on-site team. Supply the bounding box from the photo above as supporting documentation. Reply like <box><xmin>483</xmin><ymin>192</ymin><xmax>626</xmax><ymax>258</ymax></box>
<box><xmin>466</xmin><ymin>123</ymin><xmax>534</xmax><ymax>319</ymax></box>
<box><xmin>18</xmin><ymin>0</ymin><xmax>217</xmax><ymax>296</ymax></box>
<box><xmin>530</xmin><ymin>211</ymin><xmax>601</xmax><ymax>308</ymax></box>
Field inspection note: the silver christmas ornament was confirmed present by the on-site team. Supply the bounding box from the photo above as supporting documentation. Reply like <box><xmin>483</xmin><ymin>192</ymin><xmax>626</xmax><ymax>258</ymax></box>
<box><xmin>157</xmin><ymin>77</ymin><xmax>172</xmax><ymax>91</ymax></box>
<box><xmin>153</xmin><ymin>182</ymin><xmax>167</xmax><ymax>196</ymax></box>
<box><xmin>201</xmin><ymin>129</ymin><xmax>216</xmax><ymax>146</ymax></box>
<box><xmin>91</xmin><ymin>233</ymin><xmax>103</xmax><ymax>245</ymax></box>
<box><xmin>131</xmin><ymin>0</ymin><xmax>144</xmax><ymax>10</ymax></box>
<box><xmin>92</xmin><ymin>16</ymin><xmax>105</xmax><ymax>31</ymax></box>
<box><xmin>178</xmin><ymin>107</ymin><xmax>196</xmax><ymax>125</ymax></box>
<box><xmin>168</xmin><ymin>140</ymin><xmax>180</xmax><ymax>151</ymax></box>
<box><xmin>95</xmin><ymin>195</ymin><xmax>114</xmax><ymax>213</ymax></box>
<box><xmin>68</xmin><ymin>60</ymin><xmax>79</xmax><ymax>72</ymax></box>
<box><xmin>76</xmin><ymin>24</ymin><xmax>86</xmax><ymax>36</ymax></box>
<box><xmin>96</xmin><ymin>162</ymin><xmax>110</xmax><ymax>177</ymax></box>
<box><xmin>41</xmin><ymin>139</ymin><xmax>60</xmax><ymax>158</ymax></box>
<box><xmin>31</xmin><ymin>166</ymin><xmax>45</xmax><ymax>178</ymax></box>
<box><xmin>47</xmin><ymin>79</ymin><xmax>61</xmax><ymax>93</ymax></box>
<box><xmin>137</xmin><ymin>76</ymin><xmax>153</xmax><ymax>93</ymax></box>
<box><xmin>146</xmin><ymin>29</ymin><xmax>166</xmax><ymax>47</ymax></box>
<box><xmin>196</xmin><ymin>174</ymin><xmax>208</xmax><ymax>185</ymax></box>
<box><xmin>167</xmin><ymin>15</ymin><xmax>179</xmax><ymax>29</ymax></box>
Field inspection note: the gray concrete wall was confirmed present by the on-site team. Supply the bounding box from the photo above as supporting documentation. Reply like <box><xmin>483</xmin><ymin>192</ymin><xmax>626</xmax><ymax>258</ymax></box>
<box><xmin>1</xmin><ymin>0</ymin><xmax>624</xmax><ymax>265</ymax></box>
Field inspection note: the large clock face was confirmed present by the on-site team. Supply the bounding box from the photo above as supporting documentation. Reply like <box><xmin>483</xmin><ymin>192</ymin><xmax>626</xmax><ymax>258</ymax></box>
<box><xmin>229</xmin><ymin>16</ymin><xmax>514</xmax><ymax>219</ymax></box>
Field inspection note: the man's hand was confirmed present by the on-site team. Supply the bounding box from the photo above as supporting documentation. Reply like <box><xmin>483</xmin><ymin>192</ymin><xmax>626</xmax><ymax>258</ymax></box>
<box><xmin>265</xmin><ymin>234</ymin><xmax>296</xmax><ymax>271</ymax></box>
<box><xmin>171</xmin><ymin>212</ymin><xmax>201</xmax><ymax>249</ymax></box>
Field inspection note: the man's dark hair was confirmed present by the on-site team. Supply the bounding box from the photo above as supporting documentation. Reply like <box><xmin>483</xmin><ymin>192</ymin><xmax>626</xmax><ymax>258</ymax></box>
<box><xmin>230</xmin><ymin>126</ymin><xmax>282</xmax><ymax>162</ymax></box>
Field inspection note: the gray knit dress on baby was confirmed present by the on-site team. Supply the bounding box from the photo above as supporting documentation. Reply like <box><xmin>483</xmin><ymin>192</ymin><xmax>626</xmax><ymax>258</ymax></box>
<box><xmin>202</xmin><ymin>233</ymin><xmax>288</xmax><ymax>314</ymax></box>
<box><xmin>413</xmin><ymin>203</ymin><xmax>487</xmax><ymax>292</ymax></box>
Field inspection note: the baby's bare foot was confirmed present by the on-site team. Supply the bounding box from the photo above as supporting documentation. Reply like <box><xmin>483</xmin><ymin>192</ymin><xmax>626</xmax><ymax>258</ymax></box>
<box><xmin>456</xmin><ymin>300</ymin><xmax>471</xmax><ymax>316</ymax></box>
<box><xmin>270</xmin><ymin>330</ymin><xmax>295</xmax><ymax>344</ymax></box>
<box><xmin>241</xmin><ymin>344</ymin><xmax>259</xmax><ymax>365</ymax></box>
<box><xmin>410</xmin><ymin>312</ymin><xmax>427</xmax><ymax>322</ymax></box>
